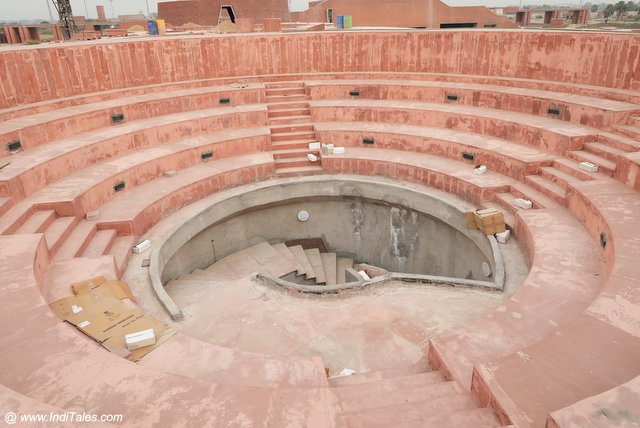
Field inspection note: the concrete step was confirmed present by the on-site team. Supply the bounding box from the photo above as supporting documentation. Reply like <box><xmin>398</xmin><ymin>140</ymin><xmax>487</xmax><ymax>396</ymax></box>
<box><xmin>266</xmin><ymin>101</ymin><xmax>310</xmax><ymax>111</ymax></box>
<box><xmin>271</xmin><ymin>139</ymin><xmax>317</xmax><ymax>150</ymax></box>
<box><xmin>304</xmin><ymin>248</ymin><xmax>325</xmax><ymax>284</ymax></box>
<box><xmin>336</xmin><ymin>257</ymin><xmax>353</xmax><ymax>284</ymax></box>
<box><xmin>583</xmin><ymin>141</ymin><xmax>628</xmax><ymax>163</ymax></box>
<box><xmin>271</xmin><ymin>131</ymin><xmax>316</xmax><ymax>143</ymax></box>
<box><xmin>0</xmin><ymin>196</ymin><xmax>14</xmax><ymax>217</ymax></box>
<box><xmin>321</xmin><ymin>252</ymin><xmax>337</xmax><ymax>286</ymax></box>
<box><xmin>270</xmin><ymin>123</ymin><xmax>314</xmax><ymax>134</ymax></box>
<box><xmin>53</xmin><ymin>220</ymin><xmax>97</xmax><ymax>260</ymax></box>
<box><xmin>272</xmin><ymin>243</ymin><xmax>304</xmax><ymax>275</ymax></box>
<box><xmin>524</xmin><ymin>174</ymin><xmax>566</xmax><ymax>205</ymax></box>
<box><xmin>333</xmin><ymin>371</ymin><xmax>447</xmax><ymax>396</ymax></box>
<box><xmin>495</xmin><ymin>192</ymin><xmax>539</xmax><ymax>216</ymax></box>
<box><xmin>338</xmin><ymin>381</ymin><xmax>462</xmax><ymax>413</ymax></box>
<box><xmin>268</xmin><ymin>115</ymin><xmax>312</xmax><ymax>126</ymax></box>
<box><xmin>265</xmin><ymin>94</ymin><xmax>308</xmax><ymax>103</ymax></box>
<box><xmin>328</xmin><ymin>358</ymin><xmax>434</xmax><ymax>387</ymax></box>
<box><xmin>165</xmin><ymin>278</ymin><xmax>216</xmax><ymax>307</ymax></box>
<box><xmin>43</xmin><ymin>216</ymin><xmax>79</xmax><ymax>255</ymax></box>
<box><xmin>342</xmin><ymin>394</ymin><xmax>479</xmax><ymax>428</ymax></box>
<box><xmin>613</xmin><ymin>124</ymin><xmax>640</xmax><ymax>141</ymax></box>
<box><xmin>265</xmin><ymin>87</ymin><xmax>306</xmax><ymax>97</ymax></box>
<box><xmin>108</xmin><ymin>235</ymin><xmax>136</xmax><ymax>275</ymax></box>
<box><xmin>186</xmin><ymin>268</ymin><xmax>234</xmax><ymax>281</ymax></box>
<box><xmin>567</xmin><ymin>149</ymin><xmax>616</xmax><ymax>176</ymax></box>
<box><xmin>272</xmin><ymin>147</ymin><xmax>319</xmax><ymax>160</ymax></box>
<box><xmin>264</xmin><ymin>81</ymin><xmax>305</xmax><ymax>89</ymax></box>
<box><xmin>275</xmin><ymin>165</ymin><xmax>324</xmax><ymax>178</ymax></box>
<box><xmin>597</xmin><ymin>132</ymin><xmax>639</xmax><ymax>152</ymax></box>
<box><xmin>552</xmin><ymin>158</ymin><xmax>595</xmax><ymax>181</ymax></box>
<box><xmin>400</xmin><ymin>407</ymin><xmax>501</xmax><ymax>428</ymax></box>
<box><xmin>287</xmin><ymin>245</ymin><xmax>314</xmax><ymax>278</ymax></box>
<box><xmin>81</xmin><ymin>229</ymin><xmax>117</xmax><ymax>258</ymax></box>
<box><xmin>275</xmin><ymin>156</ymin><xmax>318</xmax><ymax>169</ymax></box>
<box><xmin>267</xmin><ymin>108</ymin><xmax>311</xmax><ymax>118</ymax></box>
<box><xmin>539</xmin><ymin>166</ymin><xmax>579</xmax><ymax>189</ymax></box>
<box><xmin>14</xmin><ymin>210</ymin><xmax>56</xmax><ymax>234</ymax></box>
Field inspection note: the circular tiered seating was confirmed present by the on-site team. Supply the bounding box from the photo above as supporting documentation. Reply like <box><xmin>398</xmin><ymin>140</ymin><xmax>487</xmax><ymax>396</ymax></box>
<box><xmin>0</xmin><ymin>30</ymin><xmax>639</xmax><ymax>427</ymax></box>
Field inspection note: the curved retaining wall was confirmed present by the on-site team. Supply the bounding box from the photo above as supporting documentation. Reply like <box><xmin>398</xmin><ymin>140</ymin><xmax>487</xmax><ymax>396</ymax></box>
<box><xmin>1</xmin><ymin>31</ymin><xmax>639</xmax><ymax>108</ymax></box>
<box><xmin>150</xmin><ymin>176</ymin><xmax>503</xmax><ymax>319</ymax></box>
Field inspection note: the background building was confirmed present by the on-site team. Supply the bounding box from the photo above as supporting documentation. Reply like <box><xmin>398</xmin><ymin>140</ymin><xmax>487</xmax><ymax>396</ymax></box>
<box><xmin>158</xmin><ymin>0</ymin><xmax>517</xmax><ymax>28</ymax></box>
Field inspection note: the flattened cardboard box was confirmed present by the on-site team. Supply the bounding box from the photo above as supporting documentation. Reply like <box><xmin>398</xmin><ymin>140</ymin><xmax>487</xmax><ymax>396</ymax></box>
<box><xmin>50</xmin><ymin>277</ymin><xmax>174</xmax><ymax>361</ymax></box>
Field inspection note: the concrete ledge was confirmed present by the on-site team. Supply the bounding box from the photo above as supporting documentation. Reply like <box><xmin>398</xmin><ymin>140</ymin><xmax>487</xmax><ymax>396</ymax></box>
<box><xmin>310</xmin><ymin>99</ymin><xmax>597</xmax><ymax>154</ymax></box>
<box><xmin>304</xmin><ymin>79</ymin><xmax>640</xmax><ymax>128</ymax></box>
<box><xmin>255</xmin><ymin>272</ymin><xmax>364</xmax><ymax>294</ymax></box>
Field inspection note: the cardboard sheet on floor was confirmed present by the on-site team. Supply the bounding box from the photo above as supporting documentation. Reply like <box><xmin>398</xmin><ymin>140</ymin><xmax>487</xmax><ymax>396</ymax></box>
<box><xmin>49</xmin><ymin>277</ymin><xmax>174</xmax><ymax>361</ymax></box>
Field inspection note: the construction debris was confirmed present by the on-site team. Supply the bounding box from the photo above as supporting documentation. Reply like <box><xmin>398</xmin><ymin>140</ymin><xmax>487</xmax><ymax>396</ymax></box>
<box><xmin>49</xmin><ymin>277</ymin><xmax>175</xmax><ymax>361</ymax></box>
<box><xmin>465</xmin><ymin>208</ymin><xmax>506</xmax><ymax>235</ymax></box>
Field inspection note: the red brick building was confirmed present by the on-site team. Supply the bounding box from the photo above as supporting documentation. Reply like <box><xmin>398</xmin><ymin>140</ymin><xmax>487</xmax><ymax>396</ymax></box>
<box><xmin>294</xmin><ymin>0</ymin><xmax>517</xmax><ymax>28</ymax></box>
<box><xmin>158</xmin><ymin>0</ymin><xmax>292</xmax><ymax>26</ymax></box>
<box><xmin>158</xmin><ymin>0</ymin><xmax>517</xmax><ymax>28</ymax></box>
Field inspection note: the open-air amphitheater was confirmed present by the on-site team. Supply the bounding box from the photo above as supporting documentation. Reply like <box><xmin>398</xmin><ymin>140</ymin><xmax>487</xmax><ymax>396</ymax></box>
<box><xmin>1</xmin><ymin>29</ymin><xmax>640</xmax><ymax>427</ymax></box>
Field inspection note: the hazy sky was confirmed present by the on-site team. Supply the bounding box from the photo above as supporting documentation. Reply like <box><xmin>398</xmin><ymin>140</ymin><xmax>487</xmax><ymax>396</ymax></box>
<box><xmin>0</xmin><ymin>0</ymin><xmax>613</xmax><ymax>21</ymax></box>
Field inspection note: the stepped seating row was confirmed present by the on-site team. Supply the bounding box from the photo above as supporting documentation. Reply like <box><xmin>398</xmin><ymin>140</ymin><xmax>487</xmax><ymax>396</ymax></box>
<box><xmin>0</xmin><ymin>84</ymin><xmax>264</xmax><ymax>154</ymax></box>
<box><xmin>4</xmin><ymin>70</ymin><xmax>640</xmax><ymax>121</ymax></box>
<box><xmin>304</xmin><ymin>79</ymin><xmax>640</xmax><ymax>128</ymax></box>
<box><xmin>319</xmin><ymin>147</ymin><xmax>640</xmax><ymax>426</ymax></box>
<box><xmin>0</xmin><ymin>76</ymin><xmax>637</xmax><ymax>206</ymax></box>
<box><xmin>1</xmin><ymin>70</ymin><xmax>640</xmax><ymax>426</ymax></box>
<box><xmin>310</xmin><ymin>99</ymin><xmax>640</xmax><ymax>191</ymax></box>
<box><xmin>0</xmin><ymin>127</ymin><xmax>270</xmax><ymax>233</ymax></box>
<box><xmin>0</xmin><ymin>105</ymin><xmax>268</xmax><ymax>202</ymax></box>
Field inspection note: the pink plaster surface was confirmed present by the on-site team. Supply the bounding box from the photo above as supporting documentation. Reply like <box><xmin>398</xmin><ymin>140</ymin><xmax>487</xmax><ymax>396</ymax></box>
<box><xmin>548</xmin><ymin>375</ymin><xmax>640</xmax><ymax>427</ymax></box>
<box><xmin>310</xmin><ymin>99</ymin><xmax>596</xmax><ymax>154</ymax></box>
<box><xmin>0</xmin><ymin>31</ymin><xmax>639</xmax><ymax>427</ymax></box>
<box><xmin>314</xmin><ymin>122</ymin><xmax>557</xmax><ymax>181</ymax></box>
<box><xmin>2</xmin><ymin>31</ymin><xmax>640</xmax><ymax>109</ymax></box>
<box><xmin>95</xmin><ymin>153</ymin><xmax>275</xmax><ymax>235</ymax></box>
<box><xmin>0</xmin><ymin>84</ymin><xmax>264</xmax><ymax>154</ymax></box>
<box><xmin>305</xmin><ymin>79</ymin><xmax>640</xmax><ymax>128</ymax></box>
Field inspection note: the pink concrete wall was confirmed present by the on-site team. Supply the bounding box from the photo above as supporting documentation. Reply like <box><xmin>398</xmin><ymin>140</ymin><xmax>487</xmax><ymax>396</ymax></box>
<box><xmin>0</xmin><ymin>31</ymin><xmax>639</xmax><ymax>109</ymax></box>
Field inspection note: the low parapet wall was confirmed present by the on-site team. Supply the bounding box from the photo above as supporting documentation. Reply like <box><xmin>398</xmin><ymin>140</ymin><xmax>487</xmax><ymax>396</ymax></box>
<box><xmin>1</xmin><ymin>30</ymin><xmax>639</xmax><ymax>109</ymax></box>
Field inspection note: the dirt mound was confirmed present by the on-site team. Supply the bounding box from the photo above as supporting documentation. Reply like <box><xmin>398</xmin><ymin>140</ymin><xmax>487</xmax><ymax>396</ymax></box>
<box><xmin>217</xmin><ymin>20</ymin><xmax>237</xmax><ymax>33</ymax></box>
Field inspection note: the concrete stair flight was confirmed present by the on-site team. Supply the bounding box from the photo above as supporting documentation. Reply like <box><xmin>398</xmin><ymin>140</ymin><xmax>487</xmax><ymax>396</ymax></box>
<box><xmin>165</xmin><ymin>242</ymin><xmax>357</xmax><ymax>307</ymax></box>
<box><xmin>266</xmin><ymin>82</ymin><xmax>324</xmax><ymax>178</ymax></box>
<box><xmin>331</xmin><ymin>369</ymin><xmax>502</xmax><ymax>428</ymax></box>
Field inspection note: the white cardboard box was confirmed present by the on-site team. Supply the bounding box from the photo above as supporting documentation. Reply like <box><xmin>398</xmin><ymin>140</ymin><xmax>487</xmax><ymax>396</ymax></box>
<box><xmin>333</xmin><ymin>147</ymin><xmax>346</xmax><ymax>155</ymax></box>
<box><xmin>496</xmin><ymin>230</ymin><xmax>511</xmax><ymax>244</ymax></box>
<box><xmin>579</xmin><ymin>162</ymin><xmax>598</xmax><ymax>173</ymax></box>
<box><xmin>307</xmin><ymin>153</ymin><xmax>319</xmax><ymax>162</ymax></box>
<box><xmin>514</xmin><ymin>198</ymin><xmax>533</xmax><ymax>210</ymax></box>
<box><xmin>133</xmin><ymin>239</ymin><xmax>151</xmax><ymax>254</ymax></box>
<box><xmin>308</xmin><ymin>142</ymin><xmax>321</xmax><ymax>150</ymax></box>
<box><xmin>86</xmin><ymin>210</ymin><xmax>100</xmax><ymax>221</ymax></box>
<box><xmin>125</xmin><ymin>328</ymin><xmax>156</xmax><ymax>351</ymax></box>
<box><xmin>474</xmin><ymin>165</ymin><xmax>488</xmax><ymax>175</ymax></box>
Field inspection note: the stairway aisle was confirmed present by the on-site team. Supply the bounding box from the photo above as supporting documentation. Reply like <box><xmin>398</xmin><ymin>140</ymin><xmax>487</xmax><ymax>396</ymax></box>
<box><xmin>330</xmin><ymin>369</ymin><xmax>502</xmax><ymax>428</ymax></box>
<box><xmin>265</xmin><ymin>82</ymin><xmax>324</xmax><ymax>178</ymax></box>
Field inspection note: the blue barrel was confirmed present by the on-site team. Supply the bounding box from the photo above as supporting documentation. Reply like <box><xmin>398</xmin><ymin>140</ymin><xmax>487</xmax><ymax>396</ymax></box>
<box><xmin>148</xmin><ymin>20</ymin><xmax>158</xmax><ymax>36</ymax></box>
<box><xmin>337</xmin><ymin>16</ymin><xmax>344</xmax><ymax>29</ymax></box>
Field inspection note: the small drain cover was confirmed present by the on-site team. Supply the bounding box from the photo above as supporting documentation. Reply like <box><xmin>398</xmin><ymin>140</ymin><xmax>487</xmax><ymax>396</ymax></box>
<box><xmin>297</xmin><ymin>210</ymin><xmax>310</xmax><ymax>222</ymax></box>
